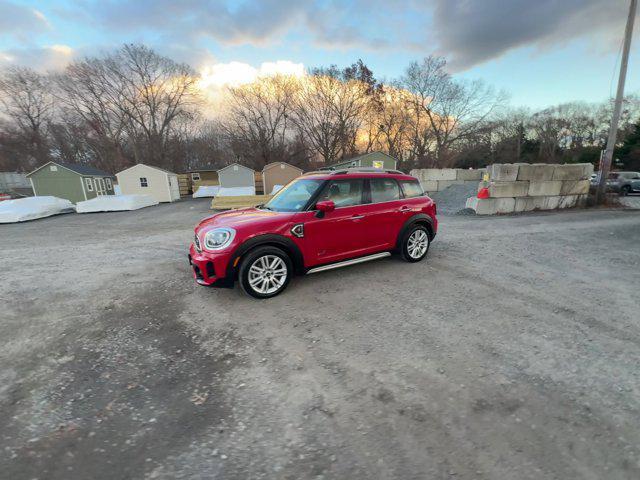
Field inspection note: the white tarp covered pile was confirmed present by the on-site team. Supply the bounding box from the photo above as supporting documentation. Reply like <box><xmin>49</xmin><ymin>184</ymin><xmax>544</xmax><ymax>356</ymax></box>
<box><xmin>0</xmin><ymin>196</ymin><xmax>74</xmax><ymax>223</ymax></box>
<box><xmin>76</xmin><ymin>194</ymin><xmax>158</xmax><ymax>213</ymax></box>
<box><xmin>217</xmin><ymin>186</ymin><xmax>256</xmax><ymax>196</ymax></box>
<box><xmin>192</xmin><ymin>185</ymin><xmax>221</xmax><ymax>198</ymax></box>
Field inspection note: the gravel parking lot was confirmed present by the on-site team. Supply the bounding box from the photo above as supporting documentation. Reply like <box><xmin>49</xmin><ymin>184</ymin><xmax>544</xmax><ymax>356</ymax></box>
<box><xmin>1</xmin><ymin>201</ymin><xmax>639</xmax><ymax>480</ymax></box>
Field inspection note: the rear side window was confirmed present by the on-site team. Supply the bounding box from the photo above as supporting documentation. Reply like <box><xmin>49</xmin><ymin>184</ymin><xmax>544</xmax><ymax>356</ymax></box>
<box><xmin>370</xmin><ymin>178</ymin><xmax>400</xmax><ymax>203</ymax></box>
<box><xmin>319</xmin><ymin>179</ymin><xmax>364</xmax><ymax>207</ymax></box>
<box><xmin>400</xmin><ymin>180</ymin><xmax>424</xmax><ymax>198</ymax></box>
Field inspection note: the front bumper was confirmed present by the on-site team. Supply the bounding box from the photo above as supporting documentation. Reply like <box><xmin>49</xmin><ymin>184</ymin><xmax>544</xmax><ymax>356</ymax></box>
<box><xmin>188</xmin><ymin>243</ymin><xmax>234</xmax><ymax>288</ymax></box>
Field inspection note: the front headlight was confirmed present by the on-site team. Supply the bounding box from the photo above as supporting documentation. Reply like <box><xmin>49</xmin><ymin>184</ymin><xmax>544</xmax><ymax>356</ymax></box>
<box><xmin>203</xmin><ymin>228</ymin><xmax>236</xmax><ymax>251</ymax></box>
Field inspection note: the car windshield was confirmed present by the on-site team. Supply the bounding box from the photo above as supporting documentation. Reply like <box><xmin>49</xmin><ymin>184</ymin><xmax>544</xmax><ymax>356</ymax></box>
<box><xmin>262</xmin><ymin>178</ymin><xmax>324</xmax><ymax>212</ymax></box>
<box><xmin>608</xmin><ymin>173</ymin><xmax>620</xmax><ymax>179</ymax></box>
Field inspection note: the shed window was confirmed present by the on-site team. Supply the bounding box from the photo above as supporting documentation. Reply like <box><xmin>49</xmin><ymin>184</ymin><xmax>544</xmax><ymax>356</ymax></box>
<box><xmin>140</xmin><ymin>177</ymin><xmax>148</xmax><ymax>187</ymax></box>
<box><xmin>233</xmin><ymin>165</ymin><xmax>238</xmax><ymax>171</ymax></box>
<box><xmin>85</xmin><ymin>178</ymin><xmax>94</xmax><ymax>191</ymax></box>
<box><xmin>105</xmin><ymin>178</ymin><xmax>112</xmax><ymax>189</ymax></box>
<box><xmin>191</xmin><ymin>172</ymin><xmax>201</xmax><ymax>181</ymax></box>
<box><xmin>50</xmin><ymin>165</ymin><xmax>58</xmax><ymax>172</ymax></box>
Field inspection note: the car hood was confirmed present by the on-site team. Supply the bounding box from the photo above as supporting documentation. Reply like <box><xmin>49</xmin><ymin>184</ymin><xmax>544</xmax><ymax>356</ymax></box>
<box><xmin>195</xmin><ymin>207</ymin><xmax>296</xmax><ymax>232</ymax></box>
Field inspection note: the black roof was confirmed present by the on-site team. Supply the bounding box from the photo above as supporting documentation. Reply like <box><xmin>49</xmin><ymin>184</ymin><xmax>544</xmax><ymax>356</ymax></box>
<box><xmin>59</xmin><ymin>163</ymin><xmax>113</xmax><ymax>177</ymax></box>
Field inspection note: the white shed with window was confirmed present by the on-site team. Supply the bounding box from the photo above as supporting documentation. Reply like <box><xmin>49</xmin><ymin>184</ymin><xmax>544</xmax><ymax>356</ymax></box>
<box><xmin>115</xmin><ymin>164</ymin><xmax>180</xmax><ymax>203</ymax></box>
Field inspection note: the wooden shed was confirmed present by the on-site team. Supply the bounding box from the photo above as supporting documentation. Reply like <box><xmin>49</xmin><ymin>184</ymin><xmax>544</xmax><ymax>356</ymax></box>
<box><xmin>187</xmin><ymin>168</ymin><xmax>219</xmax><ymax>193</ymax></box>
<box><xmin>217</xmin><ymin>163</ymin><xmax>255</xmax><ymax>190</ymax></box>
<box><xmin>262</xmin><ymin>162</ymin><xmax>303</xmax><ymax>194</ymax></box>
<box><xmin>26</xmin><ymin>161</ymin><xmax>115</xmax><ymax>204</ymax></box>
<box><xmin>323</xmin><ymin>151</ymin><xmax>398</xmax><ymax>171</ymax></box>
<box><xmin>116</xmin><ymin>164</ymin><xmax>180</xmax><ymax>203</ymax></box>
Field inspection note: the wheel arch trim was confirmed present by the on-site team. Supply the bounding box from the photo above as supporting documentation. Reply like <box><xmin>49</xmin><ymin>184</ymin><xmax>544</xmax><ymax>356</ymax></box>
<box><xmin>226</xmin><ymin>234</ymin><xmax>305</xmax><ymax>279</ymax></box>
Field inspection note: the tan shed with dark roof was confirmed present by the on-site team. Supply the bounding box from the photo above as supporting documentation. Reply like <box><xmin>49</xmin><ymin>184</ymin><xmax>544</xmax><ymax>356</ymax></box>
<box><xmin>262</xmin><ymin>162</ymin><xmax>303</xmax><ymax>194</ymax></box>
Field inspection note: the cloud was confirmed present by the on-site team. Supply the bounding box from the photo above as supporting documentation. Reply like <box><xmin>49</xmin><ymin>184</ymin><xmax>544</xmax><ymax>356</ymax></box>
<box><xmin>199</xmin><ymin>60</ymin><xmax>305</xmax><ymax>89</ymax></box>
<box><xmin>74</xmin><ymin>0</ymin><xmax>312</xmax><ymax>46</ymax></box>
<box><xmin>430</xmin><ymin>0</ymin><xmax>633</xmax><ymax>70</ymax></box>
<box><xmin>0</xmin><ymin>0</ymin><xmax>50</xmax><ymax>41</ymax></box>
<box><xmin>0</xmin><ymin>44</ymin><xmax>75</xmax><ymax>71</ymax></box>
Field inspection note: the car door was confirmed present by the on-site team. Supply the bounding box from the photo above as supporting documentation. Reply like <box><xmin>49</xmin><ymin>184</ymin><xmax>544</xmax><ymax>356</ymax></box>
<box><xmin>359</xmin><ymin>177</ymin><xmax>408</xmax><ymax>249</ymax></box>
<box><xmin>296</xmin><ymin>178</ymin><xmax>370</xmax><ymax>265</ymax></box>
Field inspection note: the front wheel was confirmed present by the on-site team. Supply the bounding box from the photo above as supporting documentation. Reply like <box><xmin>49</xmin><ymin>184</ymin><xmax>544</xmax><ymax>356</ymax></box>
<box><xmin>239</xmin><ymin>246</ymin><xmax>292</xmax><ymax>299</ymax></box>
<box><xmin>401</xmin><ymin>225</ymin><xmax>430</xmax><ymax>262</ymax></box>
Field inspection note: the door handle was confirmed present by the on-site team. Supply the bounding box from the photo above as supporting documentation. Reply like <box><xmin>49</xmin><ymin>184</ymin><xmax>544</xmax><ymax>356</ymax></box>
<box><xmin>399</xmin><ymin>206</ymin><xmax>411</xmax><ymax>212</ymax></box>
<box><xmin>351</xmin><ymin>215</ymin><xmax>365</xmax><ymax>220</ymax></box>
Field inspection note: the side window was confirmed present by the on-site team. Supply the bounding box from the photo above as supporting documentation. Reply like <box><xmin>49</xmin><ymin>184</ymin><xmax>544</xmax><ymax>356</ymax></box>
<box><xmin>400</xmin><ymin>180</ymin><xmax>424</xmax><ymax>198</ymax></box>
<box><xmin>370</xmin><ymin>178</ymin><xmax>400</xmax><ymax>203</ymax></box>
<box><xmin>140</xmin><ymin>177</ymin><xmax>148</xmax><ymax>187</ymax></box>
<box><xmin>318</xmin><ymin>179</ymin><xmax>364</xmax><ymax>207</ymax></box>
<box><xmin>105</xmin><ymin>178</ymin><xmax>113</xmax><ymax>189</ymax></box>
<box><xmin>85</xmin><ymin>178</ymin><xmax>93</xmax><ymax>191</ymax></box>
<box><xmin>191</xmin><ymin>172</ymin><xmax>201</xmax><ymax>181</ymax></box>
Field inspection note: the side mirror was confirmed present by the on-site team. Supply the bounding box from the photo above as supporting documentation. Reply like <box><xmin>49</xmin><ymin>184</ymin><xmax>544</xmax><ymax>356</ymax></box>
<box><xmin>314</xmin><ymin>200</ymin><xmax>335</xmax><ymax>218</ymax></box>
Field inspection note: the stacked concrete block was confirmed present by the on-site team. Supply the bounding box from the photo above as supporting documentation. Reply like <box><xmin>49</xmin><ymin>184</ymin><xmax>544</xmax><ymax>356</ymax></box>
<box><xmin>410</xmin><ymin>168</ymin><xmax>486</xmax><ymax>194</ymax></box>
<box><xmin>466</xmin><ymin>163</ymin><xmax>593</xmax><ymax>215</ymax></box>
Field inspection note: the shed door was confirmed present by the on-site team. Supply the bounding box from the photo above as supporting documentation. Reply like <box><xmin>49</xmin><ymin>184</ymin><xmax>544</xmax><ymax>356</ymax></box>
<box><xmin>96</xmin><ymin>178</ymin><xmax>106</xmax><ymax>195</ymax></box>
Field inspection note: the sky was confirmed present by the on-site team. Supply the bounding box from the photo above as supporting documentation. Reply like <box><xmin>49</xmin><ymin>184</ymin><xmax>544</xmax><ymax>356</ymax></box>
<box><xmin>1</xmin><ymin>0</ymin><xmax>639</xmax><ymax>109</ymax></box>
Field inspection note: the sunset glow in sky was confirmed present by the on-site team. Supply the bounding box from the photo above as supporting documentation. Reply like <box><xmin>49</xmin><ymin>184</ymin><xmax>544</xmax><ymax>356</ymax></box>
<box><xmin>1</xmin><ymin>0</ymin><xmax>640</xmax><ymax>108</ymax></box>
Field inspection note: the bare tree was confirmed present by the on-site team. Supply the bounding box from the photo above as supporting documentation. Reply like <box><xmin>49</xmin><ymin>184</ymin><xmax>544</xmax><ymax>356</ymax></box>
<box><xmin>291</xmin><ymin>75</ymin><xmax>369</xmax><ymax>164</ymax></box>
<box><xmin>402</xmin><ymin>56</ymin><xmax>507</xmax><ymax>167</ymax></box>
<box><xmin>0</xmin><ymin>66</ymin><xmax>53</xmax><ymax>170</ymax></box>
<box><xmin>221</xmin><ymin>75</ymin><xmax>297</xmax><ymax>168</ymax></box>
<box><xmin>106</xmin><ymin>44</ymin><xmax>201</xmax><ymax>168</ymax></box>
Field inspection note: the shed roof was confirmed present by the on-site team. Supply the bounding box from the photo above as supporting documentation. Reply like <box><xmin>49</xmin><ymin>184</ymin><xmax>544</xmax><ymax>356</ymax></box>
<box><xmin>262</xmin><ymin>162</ymin><xmax>304</xmax><ymax>173</ymax></box>
<box><xmin>218</xmin><ymin>162</ymin><xmax>255</xmax><ymax>173</ymax></box>
<box><xmin>329</xmin><ymin>151</ymin><xmax>398</xmax><ymax>168</ymax></box>
<box><xmin>116</xmin><ymin>163</ymin><xmax>177</xmax><ymax>176</ymax></box>
<box><xmin>27</xmin><ymin>161</ymin><xmax>114</xmax><ymax>178</ymax></box>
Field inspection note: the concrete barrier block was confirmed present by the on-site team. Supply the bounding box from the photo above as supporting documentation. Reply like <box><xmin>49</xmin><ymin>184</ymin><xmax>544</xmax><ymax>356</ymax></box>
<box><xmin>488</xmin><ymin>181</ymin><xmax>529</xmax><ymax>198</ymax></box>
<box><xmin>466</xmin><ymin>196</ymin><xmax>516</xmax><ymax>215</ymax></box>
<box><xmin>552</xmin><ymin>163</ymin><xmax>593</xmax><ymax>181</ymax></box>
<box><xmin>456</xmin><ymin>169</ymin><xmax>484</xmax><ymax>181</ymax></box>
<box><xmin>517</xmin><ymin>163</ymin><xmax>555</xmax><ymax>181</ymax></box>
<box><xmin>528</xmin><ymin>181</ymin><xmax>562</xmax><ymax>196</ymax></box>
<box><xmin>437</xmin><ymin>180</ymin><xmax>464</xmax><ymax>190</ymax></box>
<box><xmin>488</xmin><ymin>164</ymin><xmax>520</xmax><ymax>181</ymax></box>
<box><xmin>420</xmin><ymin>180</ymin><xmax>438</xmax><ymax>191</ymax></box>
<box><xmin>560</xmin><ymin>179</ymin><xmax>590</xmax><ymax>195</ymax></box>
<box><xmin>418</xmin><ymin>169</ymin><xmax>457</xmax><ymax>181</ymax></box>
<box><xmin>558</xmin><ymin>195</ymin><xmax>579</xmax><ymax>209</ymax></box>
<box><xmin>514</xmin><ymin>197</ymin><xmax>546</xmax><ymax>212</ymax></box>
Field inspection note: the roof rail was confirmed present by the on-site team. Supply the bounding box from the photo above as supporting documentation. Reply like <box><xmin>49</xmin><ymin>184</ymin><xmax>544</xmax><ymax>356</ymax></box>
<box><xmin>335</xmin><ymin>167</ymin><xmax>404</xmax><ymax>175</ymax></box>
<box><xmin>303</xmin><ymin>167</ymin><xmax>405</xmax><ymax>176</ymax></box>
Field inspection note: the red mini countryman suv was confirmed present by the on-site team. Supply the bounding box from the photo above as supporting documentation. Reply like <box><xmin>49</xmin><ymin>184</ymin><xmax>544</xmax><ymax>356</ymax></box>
<box><xmin>189</xmin><ymin>168</ymin><xmax>437</xmax><ymax>298</ymax></box>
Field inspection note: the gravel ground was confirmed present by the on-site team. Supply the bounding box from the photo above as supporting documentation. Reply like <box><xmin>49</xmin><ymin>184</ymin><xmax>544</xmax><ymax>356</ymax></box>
<box><xmin>1</xmin><ymin>200</ymin><xmax>639</xmax><ymax>480</ymax></box>
<box><xmin>429</xmin><ymin>183</ymin><xmax>479</xmax><ymax>215</ymax></box>
<box><xmin>620</xmin><ymin>194</ymin><xmax>640</xmax><ymax>209</ymax></box>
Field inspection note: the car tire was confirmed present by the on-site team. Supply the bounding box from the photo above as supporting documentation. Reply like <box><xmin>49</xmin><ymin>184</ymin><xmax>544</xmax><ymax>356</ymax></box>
<box><xmin>621</xmin><ymin>185</ymin><xmax>631</xmax><ymax>196</ymax></box>
<box><xmin>239</xmin><ymin>246</ymin><xmax>293</xmax><ymax>299</ymax></box>
<box><xmin>401</xmin><ymin>224</ymin><xmax>430</xmax><ymax>263</ymax></box>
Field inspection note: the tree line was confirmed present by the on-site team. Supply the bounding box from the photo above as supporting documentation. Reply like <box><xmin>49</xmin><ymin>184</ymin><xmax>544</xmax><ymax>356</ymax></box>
<box><xmin>1</xmin><ymin>44</ymin><xmax>639</xmax><ymax>174</ymax></box>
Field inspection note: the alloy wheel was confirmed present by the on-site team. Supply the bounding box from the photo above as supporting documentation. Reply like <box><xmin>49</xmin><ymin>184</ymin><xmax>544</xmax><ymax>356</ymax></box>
<box><xmin>407</xmin><ymin>229</ymin><xmax>428</xmax><ymax>259</ymax></box>
<box><xmin>248</xmin><ymin>255</ymin><xmax>288</xmax><ymax>295</ymax></box>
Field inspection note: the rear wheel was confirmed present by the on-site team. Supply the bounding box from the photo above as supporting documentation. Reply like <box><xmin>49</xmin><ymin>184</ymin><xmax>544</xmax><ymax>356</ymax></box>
<box><xmin>401</xmin><ymin>224</ymin><xmax>430</xmax><ymax>262</ymax></box>
<box><xmin>239</xmin><ymin>246</ymin><xmax>292</xmax><ymax>299</ymax></box>
<box><xmin>621</xmin><ymin>185</ymin><xmax>631</xmax><ymax>196</ymax></box>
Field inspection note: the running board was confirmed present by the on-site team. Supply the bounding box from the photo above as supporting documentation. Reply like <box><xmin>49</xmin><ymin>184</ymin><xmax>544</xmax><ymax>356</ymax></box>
<box><xmin>306</xmin><ymin>252</ymin><xmax>391</xmax><ymax>275</ymax></box>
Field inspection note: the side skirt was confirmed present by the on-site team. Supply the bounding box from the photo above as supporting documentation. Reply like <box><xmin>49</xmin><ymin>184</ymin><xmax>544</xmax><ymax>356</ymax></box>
<box><xmin>306</xmin><ymin>252</ymin><xmax>391</xmax><ymax>275</ymax></box>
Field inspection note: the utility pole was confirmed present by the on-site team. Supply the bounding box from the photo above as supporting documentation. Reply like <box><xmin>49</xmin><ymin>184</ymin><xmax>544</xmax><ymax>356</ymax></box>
<box><xmin>596</xmin><ymin>0</ymin><xmax>637</xmax><ymax>204</ymax></box>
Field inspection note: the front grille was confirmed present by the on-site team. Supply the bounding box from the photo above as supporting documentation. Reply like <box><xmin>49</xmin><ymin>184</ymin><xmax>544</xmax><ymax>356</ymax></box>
<box><xmin>194</xmin><ymin>234</ymin><xmax>201</xmax><ymax>252</ymax></box>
